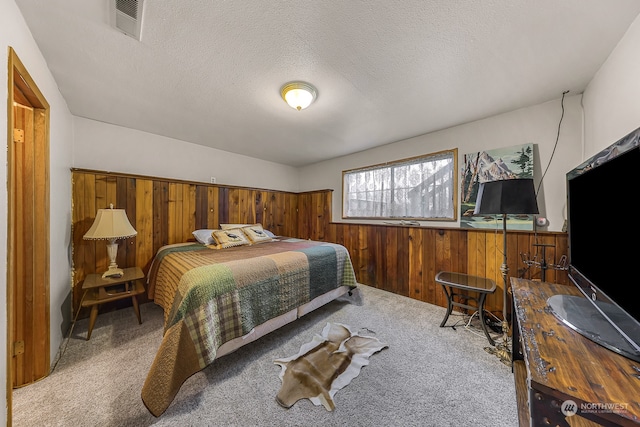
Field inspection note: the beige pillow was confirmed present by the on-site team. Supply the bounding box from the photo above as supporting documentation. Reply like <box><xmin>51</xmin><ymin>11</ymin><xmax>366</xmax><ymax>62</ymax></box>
<box><xmin>220</xmin><ymin>223</ymin><xmax>259</xmax><ymax>230</ymax></box>
<box><xmin>241</xmin><ymin>224</ymin><xmax>273</xmax><ymax>244</ymax></box>
<box><xmin>210</xmin><ymin>228</ymin><xmax>250</xmax><ymax>249</ymax></box>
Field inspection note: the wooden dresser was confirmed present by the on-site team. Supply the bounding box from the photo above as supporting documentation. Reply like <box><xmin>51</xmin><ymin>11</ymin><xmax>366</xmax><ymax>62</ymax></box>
<box><xmin>511</xmin><ymin>278</ymin><xmax>640</xmax><ymax>426</ymax></box>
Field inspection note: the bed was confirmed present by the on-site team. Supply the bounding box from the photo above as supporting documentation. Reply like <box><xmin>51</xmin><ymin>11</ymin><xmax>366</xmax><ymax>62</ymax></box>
<box><xmin>140</xmin><ymin>229</ymin><xmax>358</xmax><ymax>417</ymax></box>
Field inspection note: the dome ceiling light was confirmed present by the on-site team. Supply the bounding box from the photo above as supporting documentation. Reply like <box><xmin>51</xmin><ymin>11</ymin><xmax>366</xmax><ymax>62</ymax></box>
<box><xmin>280</xmin><ymin>81</ymin><xmax>317</xmax><ymax>111</ymax></box>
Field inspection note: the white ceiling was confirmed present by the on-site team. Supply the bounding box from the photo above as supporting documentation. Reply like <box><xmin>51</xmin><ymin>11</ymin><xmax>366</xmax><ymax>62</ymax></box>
<box><xmin>15</xmin><ymin>0</ymin><xmax>640</xmax><ymax>167</ymax></box>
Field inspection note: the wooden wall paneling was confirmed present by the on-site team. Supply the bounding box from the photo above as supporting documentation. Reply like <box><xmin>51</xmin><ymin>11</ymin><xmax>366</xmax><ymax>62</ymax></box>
<box><xmin>329</xmin><ymin>223</ymin><xmax>342</xmax><ymax>246</ymax></box>
<box><xmin>218</xmin><ymin>187</ymin><xmax>229</xmax><ymax>225</ymax></box>
<box><xmin>280</xmin><ymin>193</ymin><xmax>289</xmax><ymax>237</ymax></box>
<box><xmin>297</xmin><ymin>193</ymin><xmax>310</xmax><ymax>239</ymax></box>
<box><xmin>153</xmin><ymin>181</ymin><xmax>169</xmax><ymax>251</ymax></box>
<box><xmin>355</xmin><ymin>225</ymin><xmax>369</xmax><ymax>282</ymax></box>
<box><xmin>264</xmin><ymin>192</ymin><xmax>276</xmax><ymax>234</ymax></box>
<box><xmin>314</xmin><ymin>191</ymin><xmax>330</xmax><ymax>240</ymax></box>
<box><xmin>408</xmin><ymin>228</ymin><xmax>424</xmax><ymax>301</ymax></box>
<box><xmin>554</xmin><ymin>234</ymin><xmax>569</xmax><ymax>285</ymax></box>
<box><xmin>468</xmin><ymin>230</ymin><xmax>486</xmax><ymax>278</ymax></box>
<box><xmin>539</xmin><ymin>234</ymin><xmax>559</xmax><ymax>283</ymax></box>
<box><xmin>135</xmin><ymin>179</ymin><xmax>154</xmax><ymax>271</ymax></box>
<box><xmin>227</xmin><ymin>188</ymin><xmax>241</xmax><ymax>224</ymax></box>
<box><xmin>171</xmin><ymin>183</ymin><xmax>183</xmax><ymax>244</ymax></box>
<box><xmin>432</xmin><ymin>229</ymin><xmax>451</xmax><ymax>306</ymax></box>
<box><xmin>383</xmin><ymin>226</ymin><xmax>396</xmax><ymax>294</ymax></box>
<box><xmin>118</xmin><ymin>177</ymin><xmax>138</xmax><ymax>273</ymax></box>
<box><xmin>365</xmin><ymin>225</ymin><xmax>388</xmax><ymax>289</ymax></box>
<box><xmin>264</xmin><ymin>192</ymin><xmax>276</xmax><ymax>233</ymax></box>
<box><xmin>466</xmin><ymin>230</ymin><xmax>480</xmax><ymax>278</ymax></box>
<box><xmin>275</xmin><ymin>192</ymin><xmax>285</xmax><ymax>235</ymax></box>
<box><xmin>311</xmin><ymin>191</ymin><xmax>328</xmax><ymax>240</ymax></box>
<box><xmin>467</xmin><ymin>230</ymin><xmax>496</xmax><ymax>315</ymax></box>
<box><xmin>422</xmin><ymin>228</ymin><xmax>440</xmax><ymax>307</ymax></box>
<box><xmin>183</xmin><ymin>184</ymin><xmax>196</xmax><ymax>243</ymax></box>
<box><xmin>433</xmin><ymin>229</ymin><xmax>449</xmax><ymax>305</ymax></box>
<box><xmin>286</xmin><ymin>193</ymin><xmax>299</xmax><ymax>238</ymax></box>
<box><xmin>177</xmin><ymin>183</ymin><xmax>187</xmax><ymax>243</ymax></box>
<box><xmin>71</xmin><ymin>173</ymin><xmax>83</xmax><ymax>315</ymax></box>
<box><xmin>381</xmin><ymin>227</ymin><xmax>398</xmax><ymax>295</ymax></box>
<box><xmin>447</xmin><ymin>230</ymin><xmax>468</xmax><ymax>308</ymax></box>
<box><xmin>167</xmin><ymin>183</ymin><xmax>177</xmax><ymax>244</ymax></box>
<box><xmin>396</xmin><ymin>227</ymin><xmax>410</xmax><ymax>297</ymax></box>
<box><xmin>255</xmin><ymin>191</ymin><xmax>264</xmax><ymax>226</ymax></box>
<box><xmin>195</xmin><ymin>185</ymin><xmax>208</xmax><ymax>230</ymax></box>
<box><xmin>321</xmin><ymin>192</ymin><xmax>332</xmax><ymax>240</ymax></box>
<box><xmin>355</xmin><ymin>225</ymin><xmax>368</xmax><ymax>288</ymax></box>
<box><xmin>243</xmin><ymin>189</ymin><xmax>257</xmax><ymax>224</ymax></box>
<box><xmin>105</xmin><ymin>175</ymin><xmax>117</xmax><ymax>209</ymax></box>
<box><xmin>93</xmin><ymin>175</ymin><xmax>109</xmax><ymax>274</ymax></box>
<box><xmin>207</xmin><ymin>186</ymin><xmax>219</xmax><ymax>229</ymax></box>
<box><xmin>516</xmin><ymin>233</ymin><xmax>534</xmax><ymax>280</ymax></box>
<box><xmin>105</xmin><ymin>175</ymin><xmax>119</xmax><ymax>266</ymax></box>
<box><xmin>325</xmin><ymin>222</ymin><xmax>335</xmax><ymax>244</ymax></box>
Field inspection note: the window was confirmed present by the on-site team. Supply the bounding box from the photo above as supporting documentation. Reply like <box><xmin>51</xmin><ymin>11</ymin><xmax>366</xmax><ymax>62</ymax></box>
<box><xmin>342</xmin><ymin>149</ymin><xmax>457</xmax><ymax>220</ymax></box>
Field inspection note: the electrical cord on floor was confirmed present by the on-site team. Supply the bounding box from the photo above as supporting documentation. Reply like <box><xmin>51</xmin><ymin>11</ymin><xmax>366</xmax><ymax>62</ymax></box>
<box><xmin>49</xmin><ymin>289</ymin><xmax>88</xmax><ymax>374</ymax></box>
<box><xmin>446</xmin><ymin>310</ymin><xmax>502</xmax><ymax>342</ymax></box>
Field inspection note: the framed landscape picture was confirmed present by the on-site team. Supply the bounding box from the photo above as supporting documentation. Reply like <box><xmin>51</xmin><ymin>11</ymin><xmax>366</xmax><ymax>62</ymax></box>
<box><xmin>460</xmin><ymin>143</ymin><xmax>535</xmax><ymax>230</ymax></box>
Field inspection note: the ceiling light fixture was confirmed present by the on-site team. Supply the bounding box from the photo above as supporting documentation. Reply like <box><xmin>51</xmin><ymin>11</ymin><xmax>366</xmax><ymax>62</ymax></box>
<box><xmin>280</xmin><ymin>81</ymin><xmax>317</xmax><ymax>111</ymax></box>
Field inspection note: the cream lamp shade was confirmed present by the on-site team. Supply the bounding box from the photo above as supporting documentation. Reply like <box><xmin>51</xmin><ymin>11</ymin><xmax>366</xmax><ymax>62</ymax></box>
<box><xmin>280</xmin><ymin>81</ymin><xmax>317</xmax><ymax>111</ymax></box>
<box><xmin>83</xmin><ymin>204</ymin><xmax>137</xmax><ymax>278</ymax></box>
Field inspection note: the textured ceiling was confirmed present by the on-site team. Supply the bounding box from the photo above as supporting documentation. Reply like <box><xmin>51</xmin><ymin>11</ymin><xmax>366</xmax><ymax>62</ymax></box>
<box><xmin>15</xmin><ymin>0</ymin><xmax>640</xmax><ymax>166</ymax></box>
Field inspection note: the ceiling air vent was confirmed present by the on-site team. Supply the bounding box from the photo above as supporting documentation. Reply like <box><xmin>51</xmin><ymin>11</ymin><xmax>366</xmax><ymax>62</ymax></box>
<box><xmin>114</xmin><ymin>0</ymin><xmax>144</xmax><ymax>40</ymax></box>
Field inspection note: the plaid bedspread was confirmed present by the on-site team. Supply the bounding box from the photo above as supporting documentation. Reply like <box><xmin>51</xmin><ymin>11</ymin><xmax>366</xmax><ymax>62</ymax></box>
<box><xmin>141</xmin><ymin>238</ymin><xmax>357</xmax><ymax>416</ymax></box>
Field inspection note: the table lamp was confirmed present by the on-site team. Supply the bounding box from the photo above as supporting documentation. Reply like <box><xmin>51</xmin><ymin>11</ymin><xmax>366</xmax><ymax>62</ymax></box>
<box><xmin>474</xmin><ymin>178</ymin><xmax>539</xmax><ymax>364</ymax></box>
<box><xmin>83</xmin><ymin>204</ymin><xmax>137</xmax><ymax>278</ymax></box>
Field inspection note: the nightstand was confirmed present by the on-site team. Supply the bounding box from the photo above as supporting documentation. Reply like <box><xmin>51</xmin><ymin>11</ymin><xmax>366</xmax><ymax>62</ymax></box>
<box><xmin>81</xmin><ymin>266</ymin><xmax>145</xmax><ymax>340</ymax></box>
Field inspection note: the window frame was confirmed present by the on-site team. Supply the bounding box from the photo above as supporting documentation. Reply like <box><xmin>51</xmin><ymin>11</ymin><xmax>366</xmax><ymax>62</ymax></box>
<box><xmin>341</xmin><ymin>148</ymin><xmax>458</xmax><ymax>221</ymax></box>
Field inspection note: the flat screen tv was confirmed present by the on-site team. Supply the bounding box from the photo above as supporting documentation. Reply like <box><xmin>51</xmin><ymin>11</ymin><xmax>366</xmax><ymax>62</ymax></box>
<box><xmin>547</xmin><ymin>126</ymin><xmax>640</xmax><ymax>362</ymax></box>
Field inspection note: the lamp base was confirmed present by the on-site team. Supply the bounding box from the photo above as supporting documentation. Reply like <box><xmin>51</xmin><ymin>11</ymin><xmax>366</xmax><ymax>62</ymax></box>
<box><xmin>484</xmin><ymin>343</ymin><xmax>512</xmax><ymax>367</ymax></box>
<box><xmin>484</xmin><ymin>319</ymin><xmax>512</xmax><ymax>366</ymax></box>
<box><xmin>102</xmin><ymin>266</ymin><xmax>124</xmax><ymax>279</ymax></box>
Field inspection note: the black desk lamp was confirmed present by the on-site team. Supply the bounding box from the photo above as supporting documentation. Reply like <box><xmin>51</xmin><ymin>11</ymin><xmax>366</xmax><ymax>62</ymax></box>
<box><xmin>474</xmin><ymin>178</ymin><xmax>539</xmax><ymax>364</ymax></box>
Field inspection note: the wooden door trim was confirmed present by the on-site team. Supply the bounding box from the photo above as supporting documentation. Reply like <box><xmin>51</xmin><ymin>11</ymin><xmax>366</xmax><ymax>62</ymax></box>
<box><xmin>7</xmin><ymin>46</ymin><xmax>51</xmax><ymax>422</ymax></box>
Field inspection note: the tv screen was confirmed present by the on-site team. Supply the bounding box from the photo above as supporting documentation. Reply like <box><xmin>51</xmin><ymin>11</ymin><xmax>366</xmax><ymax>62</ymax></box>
<box><xmin>552</xmin><ymin>127</ymin><xmax>640</xmax><ymax>362</ymax></box>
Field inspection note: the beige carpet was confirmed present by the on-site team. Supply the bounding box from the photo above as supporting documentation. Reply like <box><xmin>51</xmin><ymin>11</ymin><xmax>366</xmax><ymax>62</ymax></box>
<box><xmin>12</xmin><ymin>285</ymin><xmax>516</xmax><ymax>427</ymax></box>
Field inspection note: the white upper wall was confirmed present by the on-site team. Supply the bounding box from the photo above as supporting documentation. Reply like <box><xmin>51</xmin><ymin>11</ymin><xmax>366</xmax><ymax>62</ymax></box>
<box><xmin>299</xmin><ymin>95</ymin><xmax>584</xmax><ymax>232</ymax></box>
<box><xmin>73</xmin><ymin>116</ymin><xmax>300</xmax><ymax>192</ymax></box>
<box><xmin>583</xmin><ymin>14</ymin><xmax>640</xmax><ymax>157</ymax></box>
<box><xmin>1</xmin><ymin>0</ymin><xmax>74</xmax><ymax>424</ymax></box>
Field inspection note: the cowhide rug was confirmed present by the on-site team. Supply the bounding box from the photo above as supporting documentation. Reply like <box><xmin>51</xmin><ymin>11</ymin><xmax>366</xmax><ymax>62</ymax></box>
<box><xmin>274</xmin><ymin>322</ymin><xmax>388</xmax><ymax>411</ymax></box>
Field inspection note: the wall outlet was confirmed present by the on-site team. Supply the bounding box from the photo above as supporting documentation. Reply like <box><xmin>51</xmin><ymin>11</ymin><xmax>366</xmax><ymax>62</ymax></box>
<box><xmin>210</xmin><ymin>177</ymin><xmax>216</xmax><ymax>184</ymax></box>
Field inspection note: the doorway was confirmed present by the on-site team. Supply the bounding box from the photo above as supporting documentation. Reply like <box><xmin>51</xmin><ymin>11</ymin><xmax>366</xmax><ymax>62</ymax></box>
<box><xmin>6</xmin><ymin>47</ymin><xmax>51</xmax><ymax>419</ymax></box>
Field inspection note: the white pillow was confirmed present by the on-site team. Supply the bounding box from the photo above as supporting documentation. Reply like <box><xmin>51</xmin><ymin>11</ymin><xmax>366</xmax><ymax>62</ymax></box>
<box><xmin>192</xmin><ymin>229</ymin><xmax>216</xmax><ymax>245</ymax></box>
